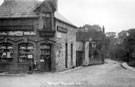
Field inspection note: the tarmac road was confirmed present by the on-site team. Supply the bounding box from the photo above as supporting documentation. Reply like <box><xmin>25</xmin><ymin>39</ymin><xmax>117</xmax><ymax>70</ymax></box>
<box><xmin>0</xmin><ymin>59</ymin><xmax>135</xmax><ymax>87</ymax></box>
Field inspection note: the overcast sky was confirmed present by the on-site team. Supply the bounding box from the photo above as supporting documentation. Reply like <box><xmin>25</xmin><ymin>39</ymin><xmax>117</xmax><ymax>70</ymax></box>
<box><xmin>58</xmin><ymin>0</ymin><xmax>135</xmax><ymax>33</ymax></box>
<box><xmin>0</xmin><ymin>0</ymin><xmax>135</xmax><ymax>33</ymax></box>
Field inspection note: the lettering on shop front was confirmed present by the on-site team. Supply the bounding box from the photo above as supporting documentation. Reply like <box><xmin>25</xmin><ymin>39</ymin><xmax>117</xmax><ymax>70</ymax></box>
<box><xmin>0</xmin><ymin>31</ymin><xmax>36</xmax><ymax>36</ymax></box>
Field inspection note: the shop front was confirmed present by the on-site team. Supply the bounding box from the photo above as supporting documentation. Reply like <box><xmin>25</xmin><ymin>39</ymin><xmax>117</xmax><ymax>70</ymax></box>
<box><xmin>0</xmin><ymin>29</ymin><xmax>55</xmax><ymax>73</ymax></box>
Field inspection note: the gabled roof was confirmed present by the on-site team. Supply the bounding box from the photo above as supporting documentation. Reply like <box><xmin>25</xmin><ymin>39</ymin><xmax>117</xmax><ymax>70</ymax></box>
<box><xmin>54</xmin><ymin>11</ymin><xmax>71</xmax><ymax>25</ymax></box>
<box><xmin>54</xmin><ymin>11</ymin><xmax>77</xmax><ymax>28</ymax></box>
<box><xmin>0</xmin><ymin>0</ymin><xmax>77</xmax><ymax>28</ymax></box>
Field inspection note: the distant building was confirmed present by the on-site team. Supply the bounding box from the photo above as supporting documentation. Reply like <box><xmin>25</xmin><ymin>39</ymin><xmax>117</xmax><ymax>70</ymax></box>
<box><xmin>0</xmin><ymin>0</ymin><xmax>77</xmax><ymax>73</ymax></box>
<box><xmin>76</xmin><ymin>26</ymin><xmax>105</xmax><ymax>66</ymax></box>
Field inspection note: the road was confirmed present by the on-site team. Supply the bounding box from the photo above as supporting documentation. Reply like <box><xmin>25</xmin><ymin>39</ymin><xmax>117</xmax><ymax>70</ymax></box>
<box><xmin>0</xmin><ymin>59</ymin><xmax>135</xmax><ymax>87</ymax></box>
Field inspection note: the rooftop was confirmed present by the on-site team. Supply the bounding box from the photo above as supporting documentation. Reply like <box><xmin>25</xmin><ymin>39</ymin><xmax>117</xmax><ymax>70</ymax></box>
<box><xmin>0</xmin><ymin>0</ymin><xmax>42</xmax><ymax>18</ymax></box>
<box><xmin>54</xmin><ymin>11</ymin><xmax>75</xmax><ymax>27</ymax></box>
<box><xmin>0</xmin><ymin>0</ymin><xmax>77</xmax><ymax>28</ymax></box>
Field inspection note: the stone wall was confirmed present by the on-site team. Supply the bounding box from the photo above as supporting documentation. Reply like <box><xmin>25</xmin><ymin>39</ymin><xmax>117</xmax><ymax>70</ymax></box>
<box><xmin>55</xmin><ymin>20</ymin><xmax>77</xmax><ymax>71</ymax></box>
<box><xmin>76</xmin><ymin>42</ymin><xmax>83</xmax><ymax>51</ymax></box>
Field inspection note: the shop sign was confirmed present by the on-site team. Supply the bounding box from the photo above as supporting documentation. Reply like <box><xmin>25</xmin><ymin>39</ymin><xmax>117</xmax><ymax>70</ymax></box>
<box><xmin>8</xmin><ymin>31</ymin><xmax>23</xmax><ymax>36</ymax></box>
<box><xmin>40</xmin><ymin>59</ymin><xmax>44</xmax><ymax>62</ymax></box>
<box><xmin>57</xmin><ymin>26</ymin><xmax>68</xmax><ymax>33</ymax></box>
<box><xmin>57</xmin><ymin>32</ymin><xmax>62</xmax><ymax>38</ymax></box>
<box><xmin>0</xmin><ymin>32</ymin><xmax>7</xmax><ymax>35</ymax></box>
<box><xmin>28</xmin><ymin>55</ymin><xmax>33</xmax><ymax>59</ymax></box>
<box><xmin>39</xmin><ymin>31</ymin><xmax>54</xmax><ymax>37</ymax></box>
<box><xmin>0</xmin><ymin>31</ymin><xmax>36</xmax><ymax>36</ymax></box>
<box><xmin>24</xmin><ymin>32</ymin><xmax>36</xmax><ymax>36</ymax></box>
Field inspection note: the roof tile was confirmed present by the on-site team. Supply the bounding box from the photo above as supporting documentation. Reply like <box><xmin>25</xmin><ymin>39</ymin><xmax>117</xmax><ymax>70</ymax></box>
<box><xmin>0</xmin><ymin>0</ymin><xmax>42</xmax><ymax>18</ymax></box>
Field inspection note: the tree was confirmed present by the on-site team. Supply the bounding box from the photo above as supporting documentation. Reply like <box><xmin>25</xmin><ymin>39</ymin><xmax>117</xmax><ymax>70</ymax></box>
<box><xmin>118</xmin><ymin>30</ymin><xmax>128</xmax><ymax>44</ymax></box>
<box><xmin>80</xmin><ymin>24</ymin><xmax>102</xmax><ymax>32</ymax></box>
<box><xmin>92</xmin><ymin>25</ymin><xmax>102</xmax><ymax>31</ymax></box>
<box><xmin>106</xmin><ymin>32</ymin><xmax>116</xmax><ymax>39</ymax></box>
<box><xmin>105</xmin><ymin>32</ymin><xmax>117</xmax><ymax>58</ymax></box>
<box><xmin>123</xmin><ymin>29</ymin><xmax>135</xmax><ymax>62</ymax></box>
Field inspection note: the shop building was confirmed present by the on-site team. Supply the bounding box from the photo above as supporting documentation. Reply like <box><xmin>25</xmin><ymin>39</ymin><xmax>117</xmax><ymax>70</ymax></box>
<box><xmin>0</xmin><ymin>0</ymin><xmax>77</xmax><ymax>73</ymax></box>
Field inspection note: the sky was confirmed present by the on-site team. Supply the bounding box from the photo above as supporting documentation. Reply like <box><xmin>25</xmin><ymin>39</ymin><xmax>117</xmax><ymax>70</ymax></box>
<box><xmin>0</xmin><ymin>0</ymin><xmax>135</xmax><ymax>33</ymax></box>
<box><xmin>58</xmin><ymin>0</ymin><xmax>135</xmax><ymax>33</ymax></box>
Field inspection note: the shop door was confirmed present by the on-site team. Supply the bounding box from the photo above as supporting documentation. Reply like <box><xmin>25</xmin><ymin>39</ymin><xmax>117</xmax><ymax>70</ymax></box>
<box><xmin>40</xmin><ymin>44</ymin><xmax>51</xmax><ymax>72</ymax></box>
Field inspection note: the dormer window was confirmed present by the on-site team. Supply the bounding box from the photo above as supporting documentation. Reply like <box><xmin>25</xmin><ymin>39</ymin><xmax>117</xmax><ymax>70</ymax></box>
<box><xmin>44</xmin><ymin>18</ymin><xmax>51</xmax><ymax>29</ymax></box>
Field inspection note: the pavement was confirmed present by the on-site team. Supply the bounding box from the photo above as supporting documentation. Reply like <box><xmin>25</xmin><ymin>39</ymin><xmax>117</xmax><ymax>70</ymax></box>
<box><xmin>0</xmin><ymin>73</ymin><xmax>26</xmax><ymax>76</ymax></box>
<box><xmin>0</xmin><ymin>59</ymin><xmax>131</xmax><ymax>76</ymax></box>
<box><xmin>0</xmin><ymin>66</ymin><xmax>83</xmax><ymax>76</ymax></box>
<box><xmin>121</xmin><ymin>62</ymin><xmax>135</xmax><ymax>71</ymax></box>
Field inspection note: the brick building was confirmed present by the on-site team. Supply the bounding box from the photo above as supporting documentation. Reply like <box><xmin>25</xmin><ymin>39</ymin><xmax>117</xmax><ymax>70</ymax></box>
<box><xmin>0</xmin><ymin>0</ymin><xmax>77</xmax><ymax>73</ymax></box>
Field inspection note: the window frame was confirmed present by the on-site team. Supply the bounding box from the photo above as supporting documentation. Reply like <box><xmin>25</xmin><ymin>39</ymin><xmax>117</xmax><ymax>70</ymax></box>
<box><xmin>0</xmin><ymin>43</ymin><xmax>14</xmax><ymax>63</ymax></box>
<box><xmin>18</xmin><ymin>43</ymin><xmax>34</xmax><ymax>63</ymax></box>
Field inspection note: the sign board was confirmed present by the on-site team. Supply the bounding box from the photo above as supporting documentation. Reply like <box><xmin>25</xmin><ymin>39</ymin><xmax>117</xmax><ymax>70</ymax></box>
<box><xmin>24</xmin><ymin>32</ymin><xmax>36</xmax><ymax>36</ymax></box>
<box><xmin>8</xmin><ymin>31</ymin><xmax>23</xmax><ymax>36</ymax></box>
<box><xmin>28</xmin><ymin>55</ymin><xmax>33</xmax><ymax>59</ymax></box>
<box><xmin>57</xmin><ymin>26</ymin><xmax>68</xmax><ymax>33</ymax></box>
<box><xmin>40</xmin><ymin>59</ymin><xmax>44</xmax><ymax>62</ymax></box>
<box><xmin>0</xmin><ymin>31</ymin><xmax>36</xmax><ymax>36</ymax></box>
<box><xmin>56</xmin><ymin>32</ymin><xmax>62</xmax><ymax>38</ymax></box>
<box><xmin>39</xmin><ymin>30</ymin><xmax>54</xmax><ymax>37</ymax></box>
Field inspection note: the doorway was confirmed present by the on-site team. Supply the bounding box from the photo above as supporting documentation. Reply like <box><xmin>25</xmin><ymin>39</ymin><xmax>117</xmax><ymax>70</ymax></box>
<box><xmin>40</xmin><ymin>44</ymin><xmax>51</xmax><ymax>72</ymax></box>
<box><xmin>76</xmin><ymin>51</ymin><xmax>83</xmax><ymax>67</ymax></box>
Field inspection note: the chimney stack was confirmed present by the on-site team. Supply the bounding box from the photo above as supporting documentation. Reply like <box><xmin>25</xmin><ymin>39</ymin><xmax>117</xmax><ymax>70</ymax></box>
<box><xmin>46</xmin><ymin>0</ymin><xmax>58</xmax><ymax>11</ymax></box>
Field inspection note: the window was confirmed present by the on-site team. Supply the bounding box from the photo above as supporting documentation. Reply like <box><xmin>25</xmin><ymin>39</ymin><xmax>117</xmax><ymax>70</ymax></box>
<box><xmin>19</xmin><ymin>43</ymin><xmax>34</xmax><ymax>63</ymax></box>
<box><xmin>0</xmin><ymin>43</ymin><xmax>14</xmax><ymax>62</ymax></box>
<box><xmin>40</xmin><ymin>44</ymin><xmax>51</xmax><ymax>59</ymax></box>
<box><xmin>44</xmin><ymin>18</ymin><xmax>51</xmax><ymax>29</ymax></box>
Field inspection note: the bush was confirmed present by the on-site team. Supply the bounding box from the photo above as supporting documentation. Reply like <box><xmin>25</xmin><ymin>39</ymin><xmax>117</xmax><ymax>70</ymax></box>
<box><xmin>110</xmin><ymin>44</ymin><xmax>127</xmax><ymax>61</ymax></box>
<box><xmin>127</xmin><ymin>60</ymin><xmax>135</xmax><ymax>67</ymax></box>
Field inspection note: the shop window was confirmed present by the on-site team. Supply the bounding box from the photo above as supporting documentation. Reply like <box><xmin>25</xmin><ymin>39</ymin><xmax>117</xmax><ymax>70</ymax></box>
<box><xmin>19</xmin><ymin>43</ymin><xmax>34</xmax><ymax>63</ymax></box>
<box><xmin>40</xmin><ymin>44</ymin><xmax>51</xmax><ymax>58</ymax></box>
<box><xmin>0</xmin><ymin>43</ymin><xmax>14</xmax><ymax>62</ymax></box>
